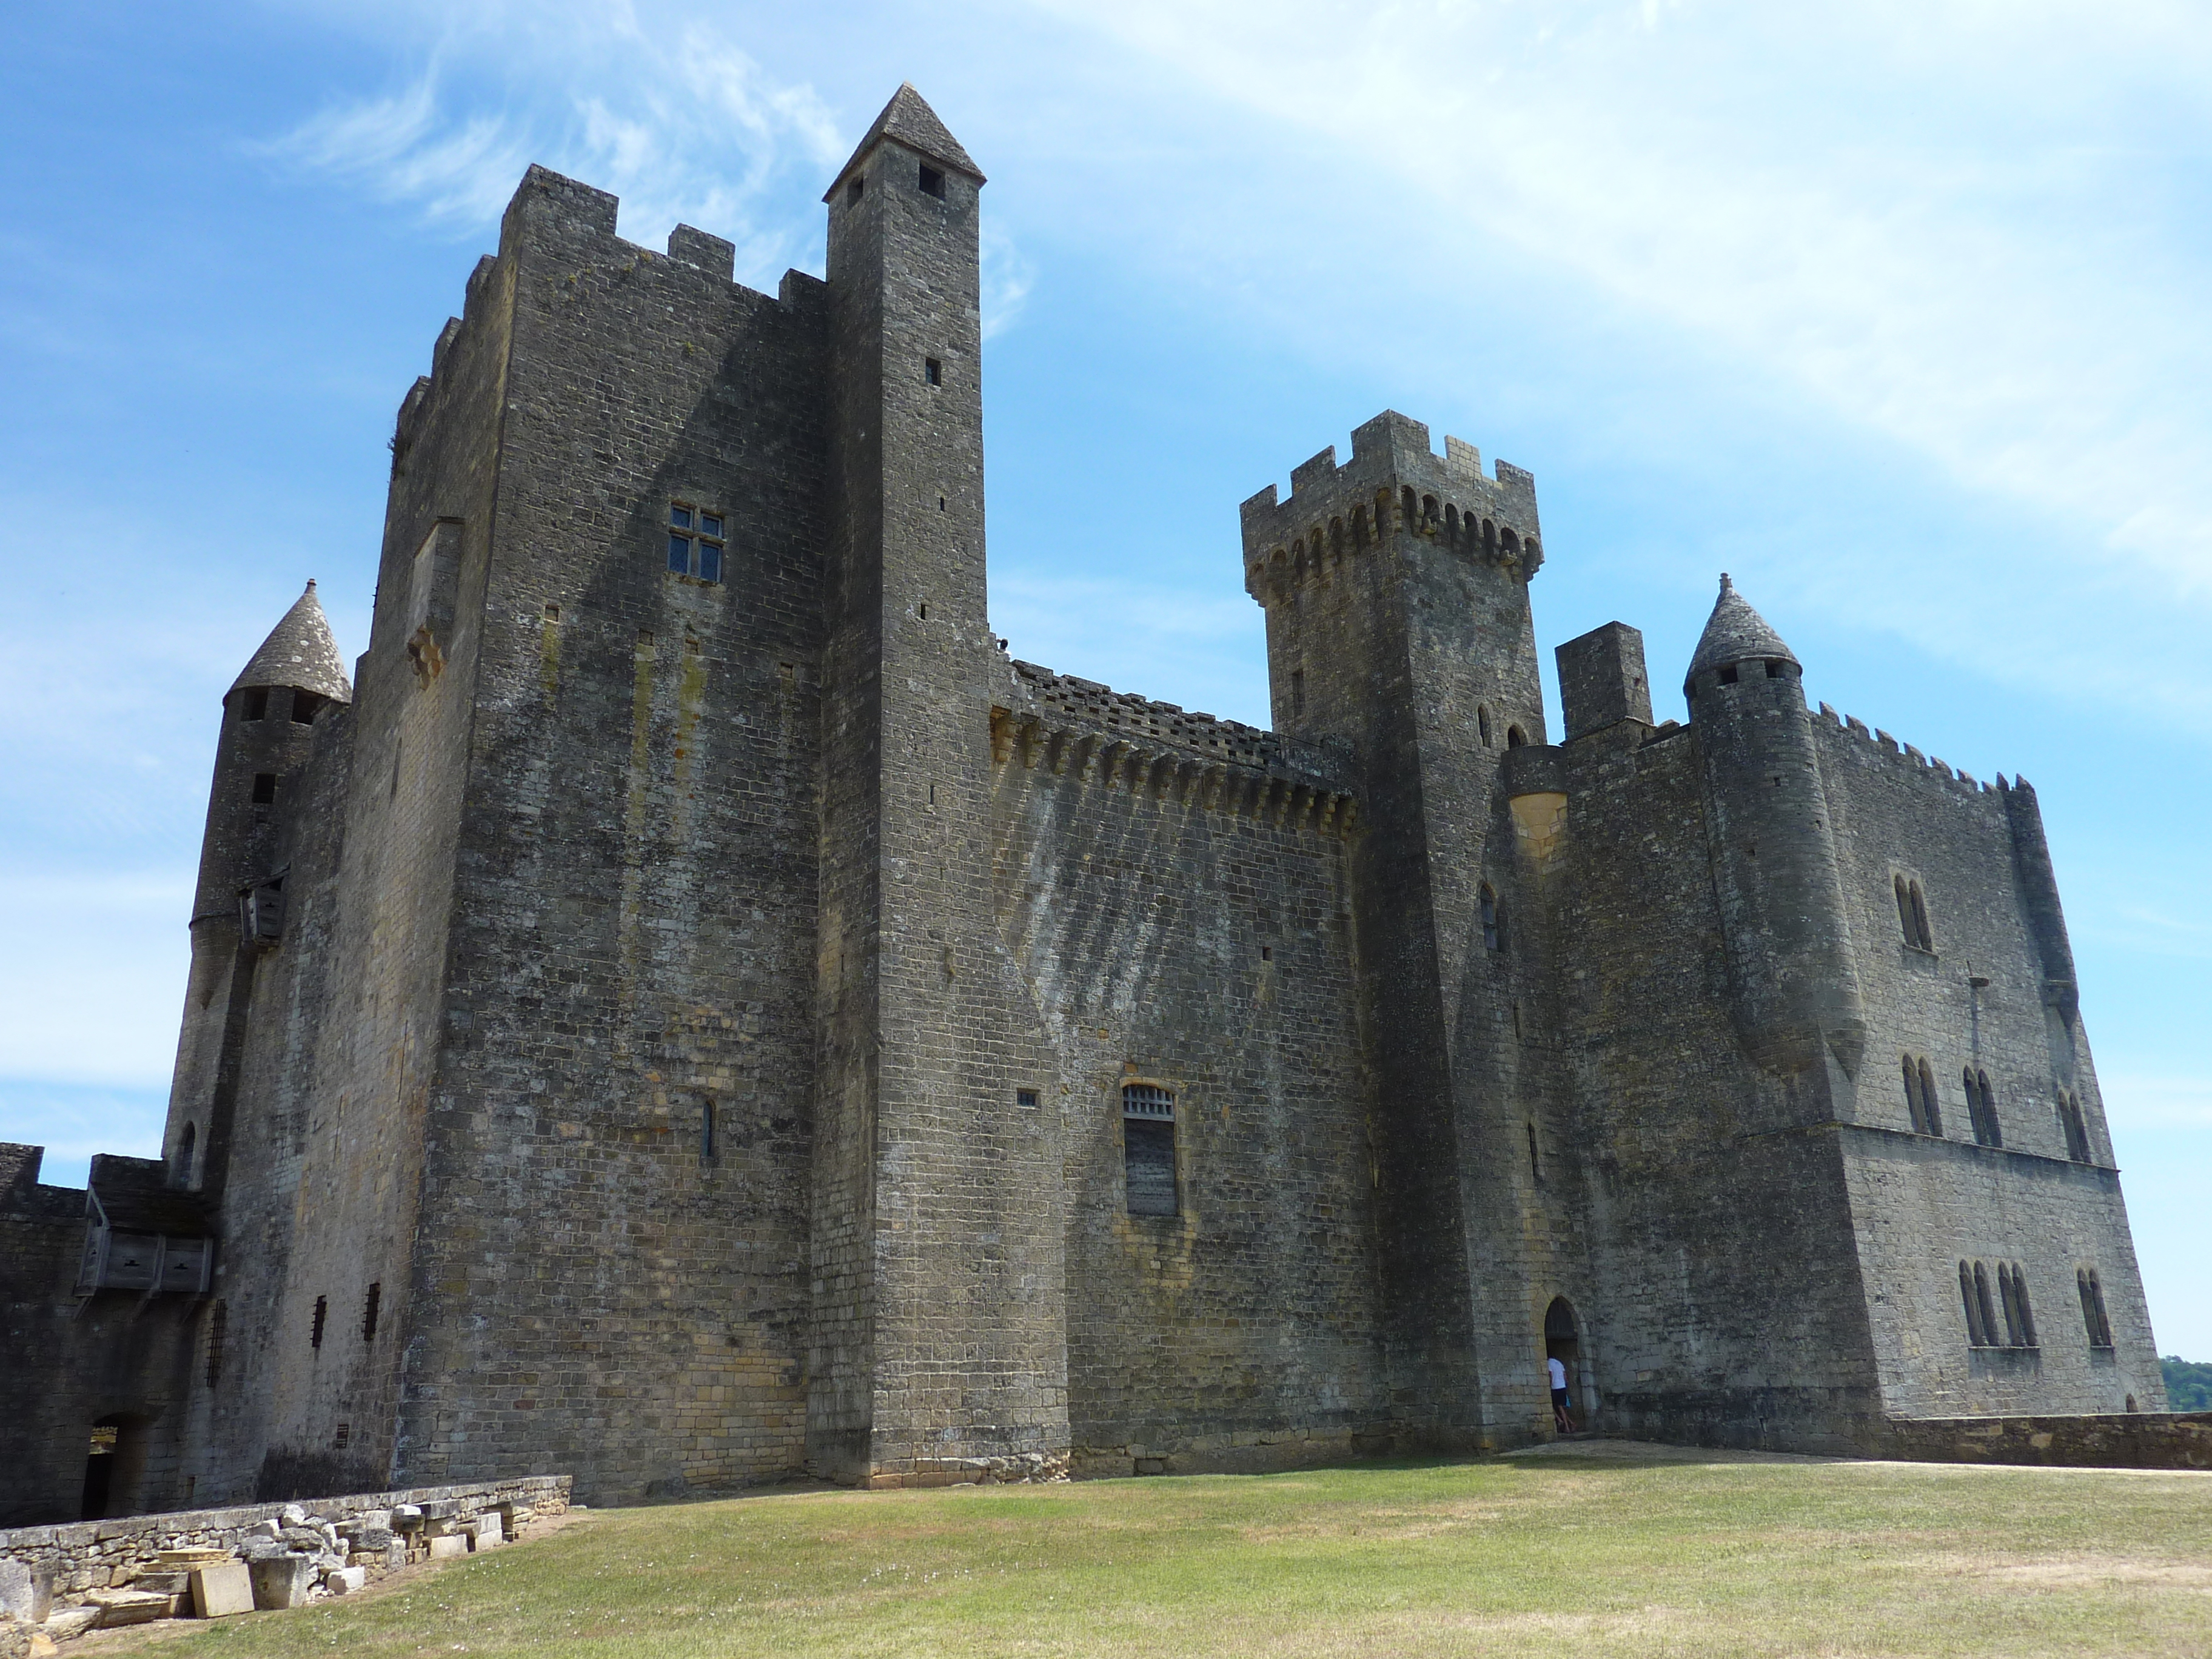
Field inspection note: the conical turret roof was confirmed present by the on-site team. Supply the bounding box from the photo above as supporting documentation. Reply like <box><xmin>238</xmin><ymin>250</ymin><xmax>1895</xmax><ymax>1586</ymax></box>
<box><xmin>230</xmin><ymin>580</ymin><xmax>352</xmax><ymax>703</ymax></box>
<box><xmin>1686</xmin><ymin>574</ymin><xmax>1797</xmax><ymax>688</ymax></box>
<box><xmin>825</xmin><ymin>83</ymin><xmax>984</xmax><ymax>201</ymax></box>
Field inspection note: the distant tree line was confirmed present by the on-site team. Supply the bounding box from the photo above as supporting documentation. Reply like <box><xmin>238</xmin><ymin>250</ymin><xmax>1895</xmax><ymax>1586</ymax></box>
<box><xmin>2161</xmin><ymin>1355</ymin><xmax>2212</xmax><ymax>1412</ymax></box>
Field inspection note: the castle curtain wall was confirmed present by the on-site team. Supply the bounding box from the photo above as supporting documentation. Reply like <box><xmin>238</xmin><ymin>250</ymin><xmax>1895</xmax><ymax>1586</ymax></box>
<box><xmin>1812</xmin><ymin>718</ymin><xmax>2165</xmax><ymax>1417</ymax></box>
<box><xmin>2</xmin><ymin>90</ymin><xmax>2172</xmax><ymax>1517</ymax></box>
<box><xmin>988</xmin><ymin>682</ymin><xmax>1389</xmax><ymax>1473</ymax></box>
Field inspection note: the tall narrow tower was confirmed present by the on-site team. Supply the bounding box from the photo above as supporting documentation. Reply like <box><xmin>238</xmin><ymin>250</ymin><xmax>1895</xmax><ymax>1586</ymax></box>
<box><xmin>1686</xmin><ymin>576</ymin><xmax>1866</xmax><ymax>1098</ymax></box>
<box><xmin>1241</xmin><ymin>412</ymin><xmax>1552</xmax><ymax>1442</ymax></box>
<box><xmin>164</xmin><ymin>583</ymin><xmax>351</xmax><ymax>1199</ymax></box>
<box><xmin>812</xmin><ymin>86</ymin><xmax>1067</xmax><ymax>1485</ymax></box>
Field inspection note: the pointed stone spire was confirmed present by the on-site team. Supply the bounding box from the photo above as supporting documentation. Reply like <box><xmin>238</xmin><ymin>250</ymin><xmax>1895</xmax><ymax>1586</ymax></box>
<box><xmin>230</xmin><ymin>580</ymin><xmax>352</xmax><ymax>703</ymax></box>
<box><xmin>824</xmin><ymin>83</ymin><xmax>984</xmax><ymax>201</ymax></box>
<box><xmin>1686</xmin><ymin>573</ymin><xmax>1798</xmax><ymax>689</ymax></box>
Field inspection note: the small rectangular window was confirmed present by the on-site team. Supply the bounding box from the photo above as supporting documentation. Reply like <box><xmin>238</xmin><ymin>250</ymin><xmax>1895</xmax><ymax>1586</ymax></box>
<box><xmin>1016</xmin><ymin>1088</ymin><xmax>1039</xmax><ymax>1109</ymax></box>
<box><xmin>701</xmin><ymin>1099</ymin><xmax>717</xmax><ymax>1163</ymax></box>
<box><xmin>919</xmin><ymin>164</ymin><xmax>945</xmax><ymax>198</ymax></box>
<box><xmin>667</xmin><ymin>503</ymin><xmax>724</xmax><ymax>583</ymax></box>
<box><xmin>251</xmin><ymin>773</ymin><xmax>276</xmax><ymax>805</ymax></box>
<box><xmin>1717</xmin><ymin>664</ymin><xmax>1740</xmax><ymax>685</ymax></box>
<box><xmin>242</xmin><ymin>688</ymin><xmax>268</xmax><ymax>722</ymax></box>
<box><xmin>1122</xmin><ymin>1084</ymin><xmax>1176</xmax><ymax>1217</ymax></box>
<box><xmin>290</xmin><ymin>689</ymin><xmax>323</xmax><ymax>725</ymax></box>
<box><xmin>925</xmin><ymin>357</ymin><xmax>942</xmax><ymax>386</ymax></box>
<box><xmin>333</xmin><ymin>1422</ymin><xmax>350</xmax><ymax>1450</ymax></box>
<box><xmin>362</xmin><ymin>1281</ymin><xmax>381</xmax><ymax>1343</ymax></box>
<box><xmin>846</xmin><ymin>178</ymin><xmax>863</xmax><ymax>206</ymax></box>
<box><xmin>310</xmin><ymin>1295</ymin><xmax>327</xmax><ymax>1350</ymax></box>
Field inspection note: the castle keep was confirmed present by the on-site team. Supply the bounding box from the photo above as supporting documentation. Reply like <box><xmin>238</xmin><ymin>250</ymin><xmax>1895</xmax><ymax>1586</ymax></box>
<box><xmin>0</xmin><ymin>86</ymin><xmax>2165</xmax><ymax>1522</ymax></box>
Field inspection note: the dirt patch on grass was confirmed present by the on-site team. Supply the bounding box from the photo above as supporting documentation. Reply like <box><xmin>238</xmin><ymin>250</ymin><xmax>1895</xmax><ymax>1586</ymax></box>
<box><xmin>1980</xmin><ymin>1558</ymin><xmax>2212</xmax><ymax>1591</ymax></box>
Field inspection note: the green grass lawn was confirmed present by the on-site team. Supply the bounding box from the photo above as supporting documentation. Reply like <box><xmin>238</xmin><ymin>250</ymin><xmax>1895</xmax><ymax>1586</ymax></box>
<box><xmin>132</xmin><ymin>1443</ymin><xmax>2212</xmax><ymax>1659</ymax></box>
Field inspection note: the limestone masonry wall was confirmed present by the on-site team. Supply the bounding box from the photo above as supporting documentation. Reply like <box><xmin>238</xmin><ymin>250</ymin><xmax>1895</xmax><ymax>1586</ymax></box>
<box><xmin>1880</xmin><ymin>1412</ymin><xmax>2212</xmax><ymax>1469</ymax></box>
<box><xmin>0</xmin><ymin>85</ymin><xmax>2171</xmax><ymax>1522</ymax></box>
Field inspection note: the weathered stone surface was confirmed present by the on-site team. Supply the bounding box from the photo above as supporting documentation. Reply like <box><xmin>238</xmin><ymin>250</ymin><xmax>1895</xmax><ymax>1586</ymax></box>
<box><xmin>0</xmin><ymin>83</ymin><xmax>2167</xmax><ymax>1519</ymax></box>
<box><xmin>84</xmin><ymin>1587</ymin><xmax>169</xmax><ymax>1627</ymax></box>
<box><xmin>41</xmin><ymin>1608</ymin><xmax>96</xmax><ymax>1641</ymax></box>
<box><xmin>323</xmin><ymin>1567</ymin><xmax>367</xmax><ymax>1595</ymax></box>
<box><xmin>191</xmin><ymin>1563</ymin><xmax>255</xmax><ymax>1618</ymax></box>
<box><xmin>426</xmin><ymin>1537</ymin><xmax>468</xmax><ymax>1561</ymax></box>
<box><xmin>247</xmin><ymin>1556</ymin><xmax>313</xmax><ymax>1610</ymax></box>
<box><xmin>0</xmin><ymin>1562</ymin><xmax>45</xmax><ymax>1626</ymax></box>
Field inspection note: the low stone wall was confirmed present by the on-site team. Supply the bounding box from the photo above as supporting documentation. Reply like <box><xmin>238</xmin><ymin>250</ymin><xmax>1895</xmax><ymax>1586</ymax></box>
<box><xmin>0</xmin><ymin>1473</ymin><xmax>569</xmax><ymax>1640</ymax></box>
<box><xmin>1880</xmin><ymin>1411</ymin><xmax>2212</xmax><ymax>1470</ymax></box>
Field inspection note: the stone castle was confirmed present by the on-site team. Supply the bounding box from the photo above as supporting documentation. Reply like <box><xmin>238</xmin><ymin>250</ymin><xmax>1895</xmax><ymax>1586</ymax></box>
<box><xmin>0</xmin><ymin>85</ymin><xmax>2165</xmax><ymax>1523</ymax></box>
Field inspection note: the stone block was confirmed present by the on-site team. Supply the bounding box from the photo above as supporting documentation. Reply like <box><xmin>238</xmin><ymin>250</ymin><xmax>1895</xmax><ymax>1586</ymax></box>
<box><xmin>84</xmin><ymin>1587</ymin><xmax>170</xmax><ymax>1627</ymax></box>
<box><xmin>191</xmin><ymin>1564</ymin><xmax>255</xmax><ymax>1618</ymax></box>
<box><xmin>249</xmin><ymin>1555</ymin><xmax>314</xmax><ymax>1610</ymax></box>
<box><xmin>0</xmin><ymin>1562</ymin><xmax>49</xmax><ymax>1626</ymax></box>
<box><xmin>42</xmin><ymin>1609</ymin><xmax>98</xmax><ymax>1641</ymax></box>
<box><xmin>469</xmin><ymin>1518</ymin><xmax>503</xmax><ymax>1549</ymax></box>
<box><xmin>427</xmin><ymin>1536</ymin><xmax>469</xmax><ymax>1561</ymax></box>
<box><xmin>324</xmin><ymin>1567</ymin><xmax>367</xmax><ymax>1596</ymax></box>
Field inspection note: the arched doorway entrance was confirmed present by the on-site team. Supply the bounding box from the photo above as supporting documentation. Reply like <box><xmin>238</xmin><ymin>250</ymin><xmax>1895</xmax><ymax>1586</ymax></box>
<box><xmin>1543</xmin><ymin>1297</ymin><xmax>1594</xmax><ymax>1434</ymax></box>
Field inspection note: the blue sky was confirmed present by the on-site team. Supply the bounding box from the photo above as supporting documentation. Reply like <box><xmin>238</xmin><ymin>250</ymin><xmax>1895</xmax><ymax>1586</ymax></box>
<box><xmin>2</xmin><ymin>0</ymin><xmax>2206</xmax><ymax>1356</ymax></box>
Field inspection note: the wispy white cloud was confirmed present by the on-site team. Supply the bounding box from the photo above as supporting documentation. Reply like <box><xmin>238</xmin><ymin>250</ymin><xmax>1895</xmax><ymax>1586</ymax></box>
<box><xmin>256</xmin><ymin>13</ymin><xmax>848</xmax><ymax>284</ymax></box>
<box><xmin>1019</xmin><ymin>0</ymin><xmax>2212</xmax><ymax>728</ymax></box>
<box><xmin>980</xmin><ymin>223</ymin><xmax>1034</xmax><ymax>340</ymax></box>
<box><xmin>264</xmin><ymin>70</ymin><xmax>531</xmax><ymax>224</ymax></box>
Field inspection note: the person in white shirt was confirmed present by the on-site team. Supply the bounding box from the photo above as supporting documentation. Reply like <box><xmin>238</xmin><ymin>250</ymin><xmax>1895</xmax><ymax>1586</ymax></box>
<box><xmin>1547</xmin><ymin>1354</ymin><xmax>1575</xmax><ymax>1432</ymax></box>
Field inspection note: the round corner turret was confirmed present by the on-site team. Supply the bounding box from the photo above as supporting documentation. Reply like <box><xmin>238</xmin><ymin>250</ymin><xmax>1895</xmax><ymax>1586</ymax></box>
<box><xmin>226</xmin><ymin>580</ymin><xmax>354</xmax><ymax>716</ymax></box>
<box><xmin>1683</xmin><ymin>574</ymin><xmax>1803</xmax><ymax>706</ymax></box>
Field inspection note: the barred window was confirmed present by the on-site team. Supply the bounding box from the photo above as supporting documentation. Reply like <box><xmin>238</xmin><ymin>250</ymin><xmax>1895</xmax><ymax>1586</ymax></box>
<box><xmin>1122</xmin><ymin>1084</ymin><xmax>1176</xmax><ymax>1217</ymax></box>
<box><xmin>206</xmin><ymin>1299</ymin><xmax>227</xmax><ymax>1388</ymax></box>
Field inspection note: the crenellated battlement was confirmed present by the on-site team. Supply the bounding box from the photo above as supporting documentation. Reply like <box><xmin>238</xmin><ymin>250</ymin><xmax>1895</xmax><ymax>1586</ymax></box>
<box><xmin>991</xmin><ymin>659</ymin><xmax>1360</xmax><ymax>837</ymax></box>
<box><xmin>1814</xmin><ymin>700</ymin><xmax>2009</xmax><ymax>809</ymax></box>
<box><xmin>394</xmin><ymin>166</ymin><xmax>819</xmax><ymax>459</ymax></box>
<box><xmin>1240</xmin><ymin>411</ymin><xmax>1543</xmax><ymax>607</ymax></box>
